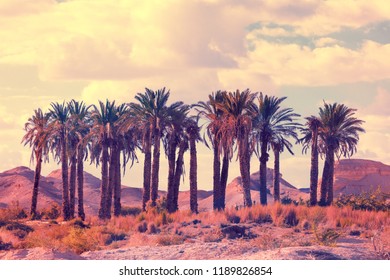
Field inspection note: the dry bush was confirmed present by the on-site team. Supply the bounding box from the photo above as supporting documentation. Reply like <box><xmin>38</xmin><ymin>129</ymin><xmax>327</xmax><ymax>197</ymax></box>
<box><xmin>156</xmin><ymin>234</ymin><xmax>185</xmax><ymax>246</ymax></box>
<box><xmin>202</xmin><ymin>229</ymin><xmax>223</xmax><ymax>243</ymax></box>
<box><xmin>372</xmin><ymin>226</ymin><xmax>390</xmax><ymax>260</ymax></box>
<box><xmin>313</xmin><ymin>227</ymin><xmax>341</xmax><ymax>246</ymax></box>
<box><xmin>0</xmin><ymin>229</ymin><xmax>20</xmax><ymax>249</ymax></box>
<box><xmin>62</xmin><ymin>227</ymin><xmax>101</xmax><ymax>254</ymax></box>
<box><xmin>270</xmin><ymin>203</ymin><xmax>284</xmax><ymax>226</ymax></box>
<box><xmin>0</xmin><ymin>202</ymin><xmax>27</xmax><ymax>222</ymax></box>
<box><xmin>147</xmin><ymin>222</ymin><xmax>159</xmax><ymax>234</ymax></box>
<box><xmin>137</xmin><ymin>221</ymin><xmax>148</xmax><ymax>233</ymax></box>
<box><xmin>283</xmin><ymin>208</ymin><xmax>299</xmax><ymax>227</ymax></box>
<box><xmin>199</xmin><ymin>210</ymin><xmax>227</xmax><ymax>226</ymax></box>
<box><xmin>253</xmin><ymin>232</ymin><xmax>282</xmax><ymax>250</ymax></box>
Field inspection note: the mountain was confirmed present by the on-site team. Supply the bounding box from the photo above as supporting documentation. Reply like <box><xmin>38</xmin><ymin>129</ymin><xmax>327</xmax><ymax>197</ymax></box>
<box><xmin>0</xmin><ymin>166</ymin><xmax>61</xmax><ymax>210</ymax></box>
<box><xmin>2</xmin><ymin>159</ymin><xmax>389</xmax><ymax>215</ymax></box>
<box><xmin>333</xmin><ymin>159</ymin><xmax>390</xmax><ymax>196</ymax></box>
<box><xmin>198</xmin><ymin>168</ymin><xmax>307</xmax><ymax>210</ymax></box>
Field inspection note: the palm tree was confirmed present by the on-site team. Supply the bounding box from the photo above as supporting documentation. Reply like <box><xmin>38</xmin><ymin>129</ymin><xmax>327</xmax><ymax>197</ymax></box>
<box><xmin>21</xmin><ymin>109</ymin><xmax>50</xmax><ymax>220</ymax></box>
<box><xmin>195</xmin><ymin>91</ymin><xmax>231</xmax><ymax>210</ymax></box>
<box><xmin>253</xmin><ymin>94</ymin><xmax>300</xmax><ymax>205</ymax></box>
<box><xmin>299</xmin><ymin>116</ymin><xmax>322</xmax><ymax>206</ymax></box>
<box><xmin>130</xmin><ymin>88</ymin><xmax>172</xmax><ymax>207</ymax></box>
<box><xmin>164</xmin><ymin>103</ymin><xmax>189</xmax><ymax>213</ymax></box>
<box><xmin>68</xmin><ymin>100</ymin><xmax>91</xmax><ymax>220</ymax></box>
<box><xmin>89</xmin><ymin>100</ymin><xmax>118</xmax><ymax>219</ymax></box>
<box><xmin>49</xmin><ymin>102</ymin><xmax>71</xmax><ymax>220</ymax></box>
<box><xmin>271</xmin><ymin>135</ymin><xmax>298</xmax><ymax>202</ymax></box>
<box><xmin>186</xmin><ymin>117</ymin><xmax>201</xmax><ymax>213</ymax></box>
<box><xmin>126</xmin><ymin>102</ymin><xmax>152</xmax><ymax>211</ymax></box>
<box><xmin>318</xmin><ymin>102</ymin><xmax>365</xmax><ymax>206</ymax></box>
<box><xmin>218</xmin><ymin>89</ymin><xmax>256</xmax><ymax>208</ymax></box>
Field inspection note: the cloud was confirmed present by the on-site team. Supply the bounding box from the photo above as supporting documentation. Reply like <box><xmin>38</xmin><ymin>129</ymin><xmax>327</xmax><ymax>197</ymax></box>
<box><xmin>363</xmin><ymin>87</ymin><xmax>390</xmax><ymax>115</ymax></box>
<box><xmin>241</xmin><ymin>39</ymin><xmax>390</xmax><ymax>86</ymax></box>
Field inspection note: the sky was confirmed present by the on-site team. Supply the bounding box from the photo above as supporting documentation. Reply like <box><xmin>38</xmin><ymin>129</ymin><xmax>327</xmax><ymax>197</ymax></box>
<box><xmin>1</xmin><ymin>0</ymin><xmax>390</xmax><ymax>192</ymax></box>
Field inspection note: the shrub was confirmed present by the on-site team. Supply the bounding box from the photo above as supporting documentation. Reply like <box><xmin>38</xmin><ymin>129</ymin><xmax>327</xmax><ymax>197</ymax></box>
<box><xmin>137</xmin><ymin>221</ymin><xmax>148</xmax><ymax>233</ymax></box>
<box><xmin>156</xmin><ymin>235</ymin><xmax>185</xmax><ymax>246</ymax></box>
<box><xmin>105</xmin><ymin>233</ymin><xmax>127</xmax><ymax>245</ymax></box>
<box><xmin>335</xmin><ymin>188</ymin><xmax>389</xmax><ymax>212</ymax></box>
<box><xmin>120</xmin><ymin>207</ymin><xmax>142</xmax><ymax>216</ymax></box>
<box><xmin>41</xmin><ymin>203</ymin><xmax>61</xmax><ymax>220</ymax></box>
<box><xmin>314</xmin><ymin>227</ymin><xmax>340</xmax><ymax>246</ymax></box>
<box><xmin>62</xmin><ymin>228</ymin><xmax>100</xmax><ymax>254</ymax></box>
<box><xmin>147</xmin><ymin>223</ymin><xmax>158</xmax><ymax>234</ymax></box>
<box><xmin>283</xmin><ymin>208</ymin><xmax>299</xmax><ymax>227</ymax></box>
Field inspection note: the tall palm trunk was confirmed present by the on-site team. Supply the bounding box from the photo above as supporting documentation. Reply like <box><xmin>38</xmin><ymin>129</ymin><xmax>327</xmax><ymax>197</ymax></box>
<box><xmin>273</xmin><ymin>148</ymin><xmax>280</xmax><ymax>202</ymax></box>
<box><xmin>61</xmin><ymin>128</ymin><xmax>71</xmax><ymax>220</ymax></box>
<box><xmin>239</xmin><ymin>130</ymin><xmax>252</xmax><ymax>207</ymax></box>
<box><xmin>166</xmin><ymin>132</ymin><xmax>177</xmax><ymax>213</ymax></box>
<box><xmin>212</xmin><ymin>139</ymin><xmax>221</xmax><ymax>210</ymax></box>
<box><xmin>189</xmin><ymin>134</ymin><xmax>198</xmax><ymax>213</ymax></box>
<box><xmin>77</xmin><ymin>145</ymin><xmax>85</xmax><ymax>220</ymax></box>
<box><xmin>151</xmin><ymin>123</ymin><xmax>161</xmax><ymax>207</ymax></box>
<box><xmin>114</xmin><ymin>148</ymin><xmax>122</xmax><ymax>216</ymax></box>
<box><xmin>320</xmin><ymin>148</ymin><xmax>333</xmax><ymax>206</ymax></box>
<box><xmin>69</xmin><ymin>152</ymin><xmax>77</xmax><ymax>219</ymax></box>
<box><xmin>259</xmin><ymin>139</ymin><xmax>268</xmax><ymax>206</ymax></box>
<box><xmin>98</xmin><ymin>137</ymin><xmax>109</xmax><ymax>219</ymax></box>
<box><xmin>172</xmin><ymin>141</ymin><xmax>186</xmax><ymax>212</ymax></box>
<box><xmin>326</xmin><ymin>149</ymin><xmax>335</xmax><ymax>206</ymax></box>
<box><xmin>142</xmin><ymin>127</ymin><xmax>152</xmax><ymax>211</ymax></box>
<box><xmin>309</xmin><ymin>130</ymin><xmax>319</xmax><ymax>206</ymax></box>
<box><xmin>219</xmin><ymin>151</ymin><xmax>229</xmax><ymax>210</ymax></box>
<box><xmin>30</xmin><ymin>150</ymin><xmax>42</xmax><ymax>220</ymax></box>
<box><xmin>107</xmin><ymin>142</ymin><xmax>117</xmax><ymax>219</ymax></box>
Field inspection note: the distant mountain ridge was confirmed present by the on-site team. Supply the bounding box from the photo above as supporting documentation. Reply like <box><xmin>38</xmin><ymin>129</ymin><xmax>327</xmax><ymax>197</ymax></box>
<box><xmin>1</xmin><ymin>158</ymin><xmax>389</xmax><ymax>214</ymax></box>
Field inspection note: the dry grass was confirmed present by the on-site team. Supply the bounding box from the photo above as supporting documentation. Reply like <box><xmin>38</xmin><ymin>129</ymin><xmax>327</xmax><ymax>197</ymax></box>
<box><xmin>0</xmin><ymin>203</ymin><xmax>388</xmax><ymax>256</ymax></box>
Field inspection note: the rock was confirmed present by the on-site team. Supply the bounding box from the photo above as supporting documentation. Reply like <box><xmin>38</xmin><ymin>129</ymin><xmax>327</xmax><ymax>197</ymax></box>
<box><xmin>333</xmin><ymin>159</ymin><xmax>390</xmax><ymax>195</ymax></box>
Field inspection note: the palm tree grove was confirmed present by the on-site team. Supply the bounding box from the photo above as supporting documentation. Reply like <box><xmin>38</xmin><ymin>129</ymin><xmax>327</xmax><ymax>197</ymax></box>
<box><xmin>21</xmin><ymin>88</ymin><xmax>366</xmax><ymax>221</ymax></box>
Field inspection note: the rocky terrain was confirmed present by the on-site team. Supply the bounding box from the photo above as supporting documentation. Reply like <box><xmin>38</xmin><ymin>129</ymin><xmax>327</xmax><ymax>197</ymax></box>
<box><xmin>334</xmin><ymin>159</ymin><xmax>390</xmax><ymax>196</ymax></box>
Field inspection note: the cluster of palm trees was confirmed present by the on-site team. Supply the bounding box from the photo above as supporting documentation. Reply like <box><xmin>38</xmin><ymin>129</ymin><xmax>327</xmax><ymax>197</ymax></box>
<box><xmin>22</xmin><ymin>88</ymin><xmax>364</xmax><ymax>221</ymax></box>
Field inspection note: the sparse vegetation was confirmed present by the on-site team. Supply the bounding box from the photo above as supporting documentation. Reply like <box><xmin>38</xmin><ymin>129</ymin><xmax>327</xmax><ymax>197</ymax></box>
<box><xmin>335</xmin><ymin>189</ymin><xmax>390</xmax><ymax>212</ymax></box>
<box><xmin>0</xmin><ymin>203</ymin><xmax>388</xmax><ymax>258</ymax></box>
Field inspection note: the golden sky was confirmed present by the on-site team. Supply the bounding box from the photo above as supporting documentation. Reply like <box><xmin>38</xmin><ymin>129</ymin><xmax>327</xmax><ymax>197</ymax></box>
<box><xmin>1</xmin><ymin>0</ymin><xmax>390</xmax><ymax>190</ymax></box>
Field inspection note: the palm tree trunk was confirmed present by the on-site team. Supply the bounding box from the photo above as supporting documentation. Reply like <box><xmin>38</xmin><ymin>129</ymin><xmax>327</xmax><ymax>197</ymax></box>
<box><xmin>320</xmin><ymin>148</ymin><xmax>332</xmax><ymax>206</ymax></box>
<box><xmin>114</xmin><ymin>149</ymin><xmax>121</xmax><ymax>216</ymax></box>
<box><xmin>151</xmin><ymin>125</ymin><xmax>161</xmax><ymax>207</ymax></box>
<box><xmin>189</xmin><ymin>135</ymin><xmax>198</xmax><ymax>214</ymax></box>
<box><xmin>166</xmin><ymin>133</ymin><xmax>177</xmax><ymax>213</ymax></box>
<box><xmin>239</xmin><ymin>131</ymin><xmax>252</xmax><ymax>207</ymax></box>
<box><xmin>77</xmin><ymin>145</ymin><xmax>85</xmax><ymax>221</ymax></box>
<box><xmin>142</xmin><ymin>127</ymin><xmax>151</xmax><ymax>211</ymax></box>
<box><xmin>98</xmin><ymin>139</ymin><xmax>109</xmax><ymax>219</ymax></box>
<box><xmin>220</xmin><ymin>151</ymin><xmax>229</xmax><ymax>210</ymax></box>
<box><xmin>309</xmin><ymin>131</ymin><xmax>319</xmax><ymax>206</ymax></box>
<box><xmin>107</xmin><ymin>143</ymin><xmax>117</xmax><ymax>219</ymax></box>
<box><xmin>69</xmin><ymin>152</ymin><xmax>77</xmax><ymax>219</ymax></box>
<box><xmin>259</xmin><ymin>140</ymin><xmax>268</xmax><ymax>206</ymax></box>
<box><xmin>212</xmin><ymin>139</ymin><xmax>221</xmax><ymax>210</ymax></box>
<box><xmin>61</xmin><ymin>128</ymin><xmax>70</xmax><ymax>220</ymax></box>
<box><xmin>326</xmin><ymin>149</ymin><xmax>335</xmax><ymax>206</ymax></box>
<box><xmin>30</xmin><ymin>150</ymin><xmax>42</xmax><ymax>220</ymax></box>
<box><xmin>273</xmin><ymin>148</ymin><xmax>280</xmax><ymax>202</ymax></box>
<box><xmin>172</xmin><ymin>141</ymin><xmax>186</xmax><ymax>212</ymax></box>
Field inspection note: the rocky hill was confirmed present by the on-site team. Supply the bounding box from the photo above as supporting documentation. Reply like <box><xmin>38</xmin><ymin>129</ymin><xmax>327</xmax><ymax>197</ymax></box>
<box><xmin>1</xmin><ymin>159</ymin><xmax>389</xmax><ymax>215</ymax></box>
<box><xmin>333</xmin><ymin>159</ymin><xmax>390</xmax><ymax>196</ymax></box>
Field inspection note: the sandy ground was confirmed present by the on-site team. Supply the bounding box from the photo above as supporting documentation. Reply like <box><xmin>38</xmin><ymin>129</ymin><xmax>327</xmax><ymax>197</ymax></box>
<box><xmin>0</xmin><ymin>225</ymin><xmax>382</xmax><ymax>260</ymax></box>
